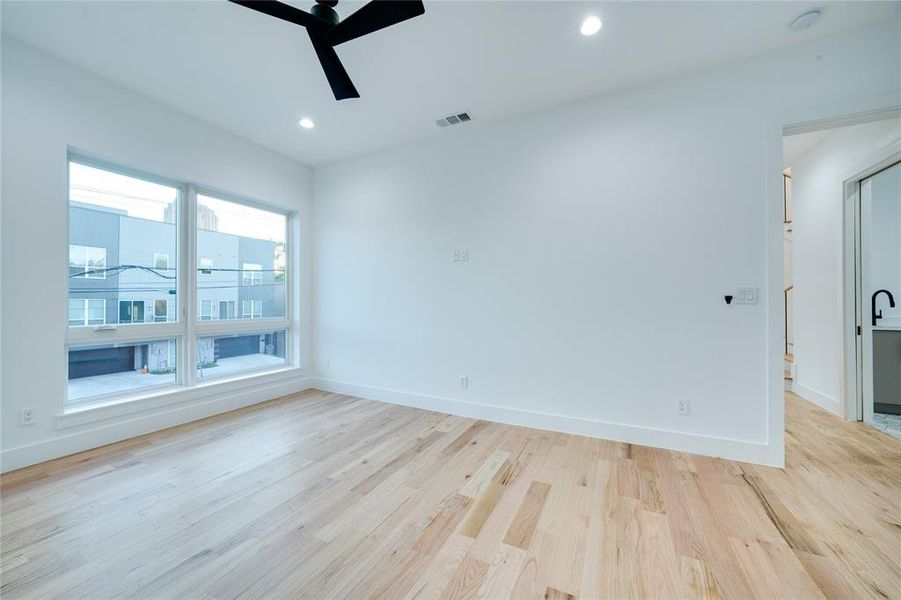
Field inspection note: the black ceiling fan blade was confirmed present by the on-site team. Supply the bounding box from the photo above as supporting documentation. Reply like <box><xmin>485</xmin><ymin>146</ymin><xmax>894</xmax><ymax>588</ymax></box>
<box><xmin>327</xmin><ymin>0</ymin><xmax>425</xmax><ymax>46</ymax></box>
<box><xmin>307</xmin><ymin>28</ymin><xmax>360</xmax><ymax>100</ymax></box>
<box><xmin>228</xmin><ymin>0</ymin><xmax>318</xmax><ymax>29</ymax></box>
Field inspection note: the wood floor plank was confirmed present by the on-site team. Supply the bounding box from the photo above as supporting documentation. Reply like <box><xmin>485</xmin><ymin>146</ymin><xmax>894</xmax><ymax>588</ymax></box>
<box><xmin>502</xmin><ymin>481</ymin><xmax>551</xmax><ymax>550</ymax></box>
<box><xmin>1</xmin><ymin>390</ymin><xmax>899</xmax><ymax>599</ymax></box>
<box><xmin>459</xmin><ymin>459</ymin><xmax>514</xmax><ymax>538</ymax></box>
<box><xmin>439</xmin><ymin>556</ymin><xmax>490</xmax><ymax>600</ymax></box>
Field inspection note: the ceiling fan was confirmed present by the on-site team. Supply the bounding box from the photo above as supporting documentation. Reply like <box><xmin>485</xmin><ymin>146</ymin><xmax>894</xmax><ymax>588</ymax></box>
<box><xmin>229</xmin><ymin>0</ymin><xmax>425</xmax><ymax>101</ymax></box>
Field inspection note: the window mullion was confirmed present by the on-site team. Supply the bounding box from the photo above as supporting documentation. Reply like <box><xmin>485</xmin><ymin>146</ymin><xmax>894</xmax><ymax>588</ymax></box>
<box><xmin>183</xmin><ymin>184</ymin><xmax>198</xmax><ymax>387</ymax></box>
<box><xmin>286</xmin><ymin>211</ymin><xmax>296</xmax><ymax>368</ymax></box>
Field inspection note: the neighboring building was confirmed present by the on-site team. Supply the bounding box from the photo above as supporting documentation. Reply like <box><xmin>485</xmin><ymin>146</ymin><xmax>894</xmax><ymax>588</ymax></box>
<box><xmin>69</xmin><ymin>203</ymin><xmax>285</xmax><ymax>380</ymax></box>
<box><xmin>69</xmin><ymin>203</ymin><xmax>121</xmax><ymax>327</ymax></box>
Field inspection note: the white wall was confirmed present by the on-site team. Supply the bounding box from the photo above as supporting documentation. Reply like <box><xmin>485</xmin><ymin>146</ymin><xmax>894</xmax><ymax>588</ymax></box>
<box><xmin>1</xmin><ymin>37</ymin><xmax>313</xmax><ymax>471</ymax></box>
<box><xmin>790</xmin><ymin>119</ymin><xmax>901</xmax><ymax>414</ymax></box>
<box><xmin>313</xmin><ymin>20</ymin><xmax>900</xmax><ymax>466</ymax></box>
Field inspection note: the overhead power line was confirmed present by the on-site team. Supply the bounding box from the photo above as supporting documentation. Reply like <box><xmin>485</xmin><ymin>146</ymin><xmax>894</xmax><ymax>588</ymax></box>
<box><xmin>69</xmin><ymin>264</ymin><xmax>285</xmax><ymax>279</ymax></box>
<box><xmin>69</xmin><ymin>283</ymin><xmax>287</xmax><ymax>294</ymax></box>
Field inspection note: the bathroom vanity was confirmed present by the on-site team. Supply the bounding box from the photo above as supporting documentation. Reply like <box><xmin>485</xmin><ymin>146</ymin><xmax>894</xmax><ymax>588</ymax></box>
<box><xmin>873</xmin><ymin>324</ymin><xmax>901</xmax><ymax>414</ymax></box>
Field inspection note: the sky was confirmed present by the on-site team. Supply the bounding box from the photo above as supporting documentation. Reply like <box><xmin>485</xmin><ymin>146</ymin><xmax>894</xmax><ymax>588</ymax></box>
<box><xmin>70</xmin><ymin>162</ymin><xmax>285</xmax><ymax>243</ymax></box>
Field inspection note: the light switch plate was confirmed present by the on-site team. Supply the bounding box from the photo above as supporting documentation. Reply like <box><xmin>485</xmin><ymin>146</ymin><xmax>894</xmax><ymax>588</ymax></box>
<box><xmin>452</xmin><ymin>249</ymin><xmax>469</xmax><ymax>263</ymax></box>
<box><xmin>734</xmin><ymin>287</ymin><xmax>758</xmax><ymax>305</ymax></box>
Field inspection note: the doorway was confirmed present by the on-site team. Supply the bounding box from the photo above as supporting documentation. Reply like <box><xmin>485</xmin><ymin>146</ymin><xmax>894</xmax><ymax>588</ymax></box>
<box><xmin>855</xmin><ymin>159</ymin><xmax>901</xmax><ymax>437</ymax></box>
<box><xmin>781</xmin><ymin>115</ymin><xmax>901</xmax><ymax>439</ymax></box>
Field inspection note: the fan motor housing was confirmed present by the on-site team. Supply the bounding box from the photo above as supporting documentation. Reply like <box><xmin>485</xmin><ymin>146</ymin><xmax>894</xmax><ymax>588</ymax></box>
<box><xmin>311</xmin><ymin>3</ymin><xmax>339</xmax><ymax>25</ymax></box>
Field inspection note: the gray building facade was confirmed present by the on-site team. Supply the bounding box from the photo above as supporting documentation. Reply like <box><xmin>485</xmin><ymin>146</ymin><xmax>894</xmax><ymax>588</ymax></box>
<box><xmin>69</xmin><ymin>203</ymin><xmax>285</xmax><ymax>381</ymax></box>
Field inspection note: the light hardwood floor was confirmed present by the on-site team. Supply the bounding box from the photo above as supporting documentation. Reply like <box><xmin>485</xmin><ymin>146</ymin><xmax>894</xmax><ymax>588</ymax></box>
<box><xmin>1</xmin><ymin>391</ymin><xmax>899</xmax><ymax>599</ymax></box>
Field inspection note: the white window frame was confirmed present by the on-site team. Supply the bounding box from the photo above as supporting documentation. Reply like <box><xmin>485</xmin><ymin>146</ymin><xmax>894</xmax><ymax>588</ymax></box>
<box><xmin>69</xmin><ymin>244</ymin><xmax>107</xmax><ymax>279</ymax></box>
<box><xmin>68</xmin><ymin>298</ymin><xmax>106</xmax><ymax>326</ymax></box>
<box><xmin>66</xmin><ymin>154</ymin><xmax>295</xmax><ymax>412</ymax></box>
<box><xmin>242</xmin><ymin>299</ymin><xmax>262</xmax><ymax>319</ymax></box>
<box><xmin>242</xmin><ymin>263</ymin><xmax>262</xmax><ymax>286</ymax></box>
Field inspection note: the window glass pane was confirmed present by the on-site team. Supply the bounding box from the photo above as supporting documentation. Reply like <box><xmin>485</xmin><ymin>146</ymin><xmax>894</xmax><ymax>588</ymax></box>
<box><xmin>197</xmin><ymin>330</ymin><xmax>286</xmax><ymax>380</ymax></box>
<box><xmin>87</xmin><ymin>299</ymin><xmax>106</xmax><ymax>325</ymax></box>
<box><xmin>67</xmin><ymin>339</ymin><xmax>177</xmax><ymax>409</ymax></box>
<box><xmin>69</xmin><ymin>244</ymin><xmax>108</xmax><ymax>279</ymax></box>
<box><xmin>242</xmin><ymin>263</ymin><xmax>262</xmax><ymax>286</ymax></box>
<box><xmin>219</xmin><ymin>300</ymin><xmax>235</xmax><ymax>320</ymax></box>
<box><xmin>118</xmin><ymin>300</ymin><xmax>146</xmax><ymax>324</ymax></box>
<box><xmin>69</xmin><ymin>161</ymin><xmax>178</xmax><ymax>326</ymax></box>
<box><xmin>69</xmin><ymin>299</ymin><xmax>85</xmax><ymax>326</ymax></box>
<box><xmin>153</xmin><ymin>253</ymin><xmax>169</xmax><ymax>270</ymax></box>
<box><xmin>196</xmin><ymin>194</ymin><xmax>286</xmax><ymax>321</ymax></box>
<box><xmin>154</xmin><ymin>299</ymin><xmax>169</xmax><ymax>322</ymax></box>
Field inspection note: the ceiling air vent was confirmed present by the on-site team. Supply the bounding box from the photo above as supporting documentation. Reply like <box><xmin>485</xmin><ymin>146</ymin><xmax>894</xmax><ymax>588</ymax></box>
<box><xmin>436</xmin><ymin>112</ymin><xmax>472</xmax><ymax>128</ymax></box>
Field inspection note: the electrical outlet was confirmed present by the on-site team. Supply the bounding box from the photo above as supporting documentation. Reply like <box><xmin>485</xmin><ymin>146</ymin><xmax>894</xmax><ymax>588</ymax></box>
<box><xmin>324</xmin><ymin>358</ymin><xmax>331</xmax><ymax>371</ymax></box>
<box><xmin>19</xmin><ymin>407</ymin><xmax>36</xmax><ymax>426</ymax></box>
<box><xmin>459</xmin><ymin>376</ymin><xmax>469</xmax><ymax>390</ymax></box>
<box><xmin>677</xmin><ymin>399</ymin><xmax>690</xmax><ymax>416</ymax></box>
<box><xmin>452</xmin><ymin>249</ymin><xmax>469</xmax><ymax>263</ymax></box>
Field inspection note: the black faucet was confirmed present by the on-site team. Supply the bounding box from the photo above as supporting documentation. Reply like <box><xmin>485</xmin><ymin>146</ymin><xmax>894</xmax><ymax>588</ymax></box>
<box><xmin>871</xmin><ymin>289</ymin><xmax>896</xmax><ymax>326</ymax></box>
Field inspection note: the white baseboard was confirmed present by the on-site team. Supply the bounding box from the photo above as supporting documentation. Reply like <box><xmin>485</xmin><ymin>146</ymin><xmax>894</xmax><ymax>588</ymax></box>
<box><xmin>792</xmin><ymin>383</ymin><xmax>842</xmax><ymax>416</ymax></box>
<box><xmin>3</xmin><ymin>375</ymin><xmax>780</xmax><ymax>473</ymax></box>
<box><xmin>1</xmin><ymin>376</ymin><xmax>313</xmax><ymax>473</ymax></box>
<box><xmin>310</xmin><ymin>378</ymin><xmax>776</xmax><ymax>466</ymax></box>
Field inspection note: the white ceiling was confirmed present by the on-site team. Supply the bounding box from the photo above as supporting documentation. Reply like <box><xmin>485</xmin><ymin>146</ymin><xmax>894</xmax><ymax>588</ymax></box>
<box><xmin>2</xmin><ymin>1</ymin><xmax>898</xmax><ymax>166</ymax></box>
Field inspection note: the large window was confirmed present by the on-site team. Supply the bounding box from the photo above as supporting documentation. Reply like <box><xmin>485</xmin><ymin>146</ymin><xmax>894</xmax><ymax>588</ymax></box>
<box><xmin>66</xmin><ymin>158</ymin><xmax>293</xmax><ymax>410</ymax></box>
<box><xmin>68</xmin><ymin>161</ymin><xmax>177</xmax><ymax>328</ymax></box>
<box><xmin>197</xmin><ymin>194</ymin><xmax>286</xmax><ymax>321</ymax></box>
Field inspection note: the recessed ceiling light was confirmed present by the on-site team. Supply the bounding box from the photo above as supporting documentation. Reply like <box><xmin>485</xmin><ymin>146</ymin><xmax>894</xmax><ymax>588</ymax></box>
<box><xmin>299</xmin><ymin>118</ymin><xmax>315</xmax><ymax>129</ymax></box>
<box><xmin>580</xmin><ymin>16</ymin><xmax>602</xmax><ymax>36</ymax></box>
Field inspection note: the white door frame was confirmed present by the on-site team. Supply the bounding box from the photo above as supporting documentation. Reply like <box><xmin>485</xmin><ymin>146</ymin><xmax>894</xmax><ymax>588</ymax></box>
<box><xmin>842</xmin><ymin>148</ymin><xmax>901</xmax><ymax>422</ymax></box>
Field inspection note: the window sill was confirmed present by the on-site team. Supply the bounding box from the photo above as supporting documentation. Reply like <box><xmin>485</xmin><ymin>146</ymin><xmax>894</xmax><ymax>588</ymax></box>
<box><xmin>57</xmin><ymin>366</ymin><xmax>307</xmax><ymax>430</ymax></box>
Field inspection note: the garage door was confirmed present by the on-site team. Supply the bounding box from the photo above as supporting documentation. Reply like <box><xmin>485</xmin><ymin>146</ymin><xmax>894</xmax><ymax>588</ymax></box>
<box><xmin>69</xmin><ymin>345</ymin><xmax>136</xmax><ymax>379</ymax></box>
<box><xmin>217</xmin><ymin>335</ymin><xmax>259</xmax><ymax>359</ymax></box>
